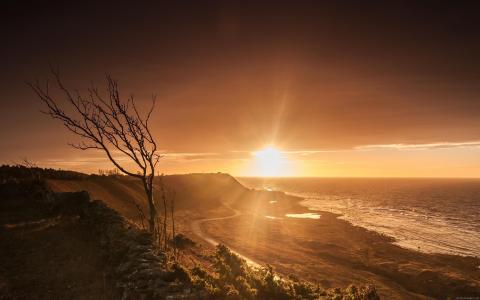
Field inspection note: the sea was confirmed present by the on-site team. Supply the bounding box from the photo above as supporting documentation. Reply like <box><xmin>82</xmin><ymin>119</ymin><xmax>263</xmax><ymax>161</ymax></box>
<box><xmin>237</xmin><ymin>177</ymin><xmax>480</xmax><ymax>257</ymax></box>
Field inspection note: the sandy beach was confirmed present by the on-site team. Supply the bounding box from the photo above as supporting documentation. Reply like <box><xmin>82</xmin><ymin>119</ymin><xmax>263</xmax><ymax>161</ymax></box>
<box><xmin>195</xmin><ymin>191</ymin><xmax>480</xmax><ymax>299</ymax></box>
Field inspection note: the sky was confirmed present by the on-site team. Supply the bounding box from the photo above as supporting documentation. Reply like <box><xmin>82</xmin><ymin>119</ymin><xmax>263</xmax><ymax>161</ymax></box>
<box><xmin>1</xmin><ymin>1</ymin><xmax>480</xmax><ymax>177</ymax></box>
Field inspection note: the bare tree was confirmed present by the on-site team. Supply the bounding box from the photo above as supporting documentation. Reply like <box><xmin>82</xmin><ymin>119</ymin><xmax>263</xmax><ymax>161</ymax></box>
<box><xmin>29</xmin><ymin>69</ymin><xmax>162</xmax><ymax>237</ymax></box>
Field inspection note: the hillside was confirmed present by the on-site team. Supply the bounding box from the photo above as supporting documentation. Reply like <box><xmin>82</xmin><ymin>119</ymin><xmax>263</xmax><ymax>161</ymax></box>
<box><xmin>0</xmin><ymin>166</ymin><xmax>380</xmax><ymax>299</ymax></box>
<box><xmin>44</xmin><ymin>169</ymin><xmax>480</xmax><ymax>299</ymax></box>
<box><xmin>47</xmin><ymin>172</ymin><xmax>302</xmax><ymax>222</ymax></box>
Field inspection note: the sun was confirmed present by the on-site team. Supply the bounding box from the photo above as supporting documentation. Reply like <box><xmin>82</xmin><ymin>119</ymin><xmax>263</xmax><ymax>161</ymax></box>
<box><xmin>251</xmin><ymin>146</ymin><xmax>289</xmax><ymax>177</ymax></box>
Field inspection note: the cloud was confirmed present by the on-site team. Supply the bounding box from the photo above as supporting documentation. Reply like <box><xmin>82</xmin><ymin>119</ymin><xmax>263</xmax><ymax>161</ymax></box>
<box><xmin>35</xmin><ymin>140</ymin><xmax>480</xmax><ymax>171</ymax></box>
<box><xmin>163</xmin><ymin>152</ymin><xmax>220</xmax><ymax>161</ymax></box>
<box><xmin>162</xmin><ymin>151</ymin><xmax>253</xmax><ymax>162</ymax></box>
<box><xmin>282</xmin><ymin>150</ymin><xmax>345</xmax><ymax>156</ymax></box>
<box><xmin>231</xmin><ymin>149</ymin><xmax>343</xmax><ymax>157</ymax></box>
<box><xmin>235</xmin><ymin>141</ymin><xmax>480</xmax><ymax>159</ymax></box>
<box><xmin>355</xmin><ymin>141</ymin><xmax>480</xmax><ymax>151</ymax></box>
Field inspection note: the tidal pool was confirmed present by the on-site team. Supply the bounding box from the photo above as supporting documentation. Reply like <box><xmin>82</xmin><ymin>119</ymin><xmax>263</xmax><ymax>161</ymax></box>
<box><xmin>285</xmin><ymin>213</ymin><xmax>321</xmax><ymax>219</ymax></box>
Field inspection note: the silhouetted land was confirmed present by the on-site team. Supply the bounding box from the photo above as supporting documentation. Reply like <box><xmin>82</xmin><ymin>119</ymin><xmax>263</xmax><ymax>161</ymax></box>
<box><xmin>1</xmin><ymin>166</ymin><xmax>479</xmax><ymax>299</ymax></box>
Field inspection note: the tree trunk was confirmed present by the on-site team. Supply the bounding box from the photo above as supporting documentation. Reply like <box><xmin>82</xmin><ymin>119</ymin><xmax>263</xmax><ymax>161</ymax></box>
<box><xmin>143</xmin><ymin>179</ymin><xmax>157</xmax><ymax>237</ymax></box>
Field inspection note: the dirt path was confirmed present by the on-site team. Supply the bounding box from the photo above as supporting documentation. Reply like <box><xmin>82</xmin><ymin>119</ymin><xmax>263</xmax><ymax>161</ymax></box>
<box><xmin>190</xmin><ymin>205</ymin><xmax>262</xmax><ymax>268</ymax></box>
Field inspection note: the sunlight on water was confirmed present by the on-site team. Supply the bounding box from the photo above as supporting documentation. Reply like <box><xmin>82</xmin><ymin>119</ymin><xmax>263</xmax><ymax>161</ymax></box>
<box><xmin>239</xmin><ymin>177</ymin><xmax>480</xmax><ymax>257</ymax></box>
<box><xmin>285</xmin><ymin>213</ymin><xmax>321</xmax><ymax>219</ymax></box>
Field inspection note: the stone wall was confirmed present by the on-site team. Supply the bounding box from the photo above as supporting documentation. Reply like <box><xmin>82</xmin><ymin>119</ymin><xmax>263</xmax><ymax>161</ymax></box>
<box><xmin>54</xmin><ymin>190</ymin><xmax>204</xmax><ymax>299</ymax></box>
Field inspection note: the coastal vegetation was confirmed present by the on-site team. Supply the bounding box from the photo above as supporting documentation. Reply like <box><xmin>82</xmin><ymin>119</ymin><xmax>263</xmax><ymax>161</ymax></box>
<box><xmin>190</xmin><ymin>244</ymin><xmax>379</xmax><ymax>299</ymax></box>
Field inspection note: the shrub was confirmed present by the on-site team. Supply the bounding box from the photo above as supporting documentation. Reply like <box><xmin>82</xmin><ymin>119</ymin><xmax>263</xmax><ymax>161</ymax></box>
<box><xmin>188</xmin><ymin>244</ymin><xmax>380</xmax><ymax>299</ymax></box>
<box><xmin>173</xmin><ymin>233</ymin><xmax>196</xmax><ymax>249</ymax></box>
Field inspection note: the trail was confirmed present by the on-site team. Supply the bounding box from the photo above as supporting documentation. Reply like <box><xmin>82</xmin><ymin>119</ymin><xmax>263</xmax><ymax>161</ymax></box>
<box><xmin>191</xmin><ymin>205</ymin><xmax>262</xmax><ymax>268</ymax></box>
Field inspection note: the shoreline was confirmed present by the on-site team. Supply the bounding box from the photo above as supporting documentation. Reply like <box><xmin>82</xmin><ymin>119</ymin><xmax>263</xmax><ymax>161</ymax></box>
<box><xmin>264</xmin><ymin>188</ymin><xmax>480</xmax><ymax>259</ymax></box>
<box><xmin>190</xmin><ymin>204</ymin><xmax>262</xmax><ymax>268</ymax></box>
<box><xmin>201</xmin><ymin>188</ymin><xmax>480</xmax><ymax>299</ymax></box>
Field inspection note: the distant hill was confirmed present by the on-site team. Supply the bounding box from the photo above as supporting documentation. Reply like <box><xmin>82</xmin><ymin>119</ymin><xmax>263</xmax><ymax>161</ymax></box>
<box><xmin>48</xmin><ymin>172</ymin><xmax>302</xmax><ymax>219</ymax></box>
<box><xmin>0</xmin><ymin>165</ymin><xmax>87</xmax><ymax>181</ymax></box>
<box><xmin>0</xmin><ymin>164</ymin><xmax>303</xmax><ymax>223</ymax></box>
<box><xmin>47</xmin><ymin>172</ymin><xmax>248</xmax><ymax>219</ymax></box>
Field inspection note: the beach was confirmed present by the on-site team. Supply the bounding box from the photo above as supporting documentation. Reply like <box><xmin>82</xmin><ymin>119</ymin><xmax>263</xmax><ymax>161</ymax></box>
<box><xmin>196</xmin><ymin>187</ymin><xmax>480</xmax><ymax>299</ymax></box>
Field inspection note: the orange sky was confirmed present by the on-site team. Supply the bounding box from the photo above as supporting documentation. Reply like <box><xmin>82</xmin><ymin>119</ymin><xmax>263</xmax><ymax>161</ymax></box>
<box><xmin>1</xmin><ymin>2</ymin><xmax>480</xmax><ymax>177</ymax></box>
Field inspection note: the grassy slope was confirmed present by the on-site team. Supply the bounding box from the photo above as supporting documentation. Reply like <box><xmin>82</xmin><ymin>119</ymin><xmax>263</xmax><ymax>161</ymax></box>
<box><xmin>47</xmin><ymin>173</ymin><xmax>302</xmax><ymax>220</ymax></box>
<box><xmin>47</xmin><ymin>173</ymin><xmax>255</xmax><ymax>240</ymax></box>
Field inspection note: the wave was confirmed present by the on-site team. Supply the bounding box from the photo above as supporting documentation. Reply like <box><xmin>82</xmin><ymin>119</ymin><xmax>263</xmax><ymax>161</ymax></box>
<box><xmin>300</xmin><ymin>195</ymin><xmax>480</xmax><ymax>257</ymax></box>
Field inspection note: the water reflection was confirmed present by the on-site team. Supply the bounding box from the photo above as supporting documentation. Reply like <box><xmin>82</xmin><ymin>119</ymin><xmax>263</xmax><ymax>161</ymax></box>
<box><xmin>285</xmin><ymin>213</ymin><xmax>320</xmax><ymax>219</ymax></box>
